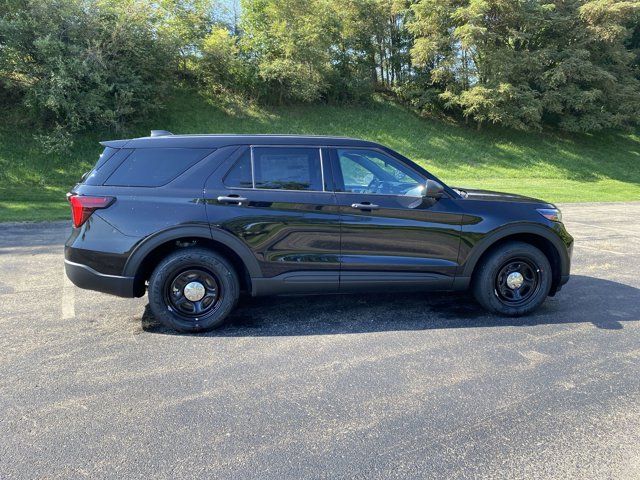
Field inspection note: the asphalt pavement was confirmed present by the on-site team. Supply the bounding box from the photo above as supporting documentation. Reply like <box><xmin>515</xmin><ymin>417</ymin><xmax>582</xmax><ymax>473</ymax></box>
<box><xmin>1</xmin><ymin>202</ymin><xmax>639</xmax><ymax>479</ymax></box>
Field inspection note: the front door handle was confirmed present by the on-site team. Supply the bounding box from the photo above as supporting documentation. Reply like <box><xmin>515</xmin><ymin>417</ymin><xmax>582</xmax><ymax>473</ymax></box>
<box><xmin>217</xmin><ymin>195</ymin><xmax>248</xmax><ymax>205</ymax></box>
<box><xmin>351</xmin><ymin>202</ymin><xmax>379</xmax><ymax>211</ymax></box>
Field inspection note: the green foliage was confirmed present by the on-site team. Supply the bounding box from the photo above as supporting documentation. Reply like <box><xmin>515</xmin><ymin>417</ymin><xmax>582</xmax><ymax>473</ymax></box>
<box><xmin>157</xmin><ymin>0</ymin><xmax>219</xmax><ymax>72</ymax></box>
<box><xmin>1</xmin><ymin>0</ymin><xmax>639</xmax><ymax>150</ymax></box>
<box><xmin>0</xmin><ymin>0</ymin><xmax>176</xmax><ymax>149</ymax></box>
<box><xmin>451</xmin><ymin>84</ymin><xmax>543</xmax><ymax>130</ymax></box>
<box><xmin>393</xmin><ymin>76</ymin><xmax>443</xmax><ymax>114</ymax></box>
<box><xmin>408</xmin><ymin>0</ymin><xmax>640</xmax><ymax>132</ymax></box>
<box><xmin>238</xmin><ymin>0</ymin><xmax>334</xmax><ymax>103</ymax></box>
<box><xmin>202</xmin><ymin>0</ymin><xmax>414</xmax><ymax>104</ymax></box>
<box><xmin>197</xmin><ymin>27</ymin><xmax>252</xmax><ymax>97</ymax></box>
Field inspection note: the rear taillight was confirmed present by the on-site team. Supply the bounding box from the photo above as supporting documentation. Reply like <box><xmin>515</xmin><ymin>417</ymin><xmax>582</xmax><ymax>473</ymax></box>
<box><xmin>68</xmin><ymin>195</ymin><xmax>115</xmax><ymax>228</ymax></box>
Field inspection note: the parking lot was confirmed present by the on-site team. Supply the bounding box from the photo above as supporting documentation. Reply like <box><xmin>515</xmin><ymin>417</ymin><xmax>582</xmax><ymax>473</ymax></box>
<box><xmin>1</xmin><ymin>202</ymin><xmax>639</xmax><ymax>479</ymax></box>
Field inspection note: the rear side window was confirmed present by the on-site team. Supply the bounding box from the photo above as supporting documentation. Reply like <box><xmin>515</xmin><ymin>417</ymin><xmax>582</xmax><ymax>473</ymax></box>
<box><xmin>224</xmin><ymin>147</ymin><xmax>324</xmax><ymax>191</ymax></box>
<box><xmin>254</xmin><ymin>147</ymin><xmax>322</xmax><ymax>191</ymax></box>
<box><xmin>105</xmin><ymin>148</ymin><xmax>212</xmax><ymax>187</ymax></box>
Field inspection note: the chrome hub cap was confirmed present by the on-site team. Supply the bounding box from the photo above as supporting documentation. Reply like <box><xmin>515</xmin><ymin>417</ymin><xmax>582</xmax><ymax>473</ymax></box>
<box><xmin>166</xmin><ymin>269</ymin><xmax>220</xmax><ymax>318</ymax></box>
<box><xmin>183</xmin><ymin>281</ymin><xmax>206</xmax><ymax>302</ymax></box>
<box><xmin>506</xmin><ymin>272</ymin><xmax>524</xmax><ymax>290</ymax></box>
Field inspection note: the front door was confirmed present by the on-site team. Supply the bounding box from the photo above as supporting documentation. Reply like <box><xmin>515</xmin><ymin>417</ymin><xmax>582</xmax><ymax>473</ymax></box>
<box><xmin>204</xmin><ymin>146</ymin><xmax>341</xmax><ymax>293</ymax></box>
<box><xmin>329</xmin><ymin>147</ymin><xmax>463</xmax><ymax>291</ymax></box>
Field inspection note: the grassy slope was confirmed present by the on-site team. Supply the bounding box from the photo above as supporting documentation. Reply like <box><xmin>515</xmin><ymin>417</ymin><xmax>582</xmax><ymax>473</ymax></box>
<box><xmin>1</xmin><ymin>90</ymin><xmax>639</xmax><ymax>222</ymax></box>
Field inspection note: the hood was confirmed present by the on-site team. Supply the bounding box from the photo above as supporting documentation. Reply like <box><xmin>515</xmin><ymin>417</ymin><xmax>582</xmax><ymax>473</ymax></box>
<box><xmin>455</xmin><ymin>187</ymin><xmax>552</xmax><ymax>206</ymax></box>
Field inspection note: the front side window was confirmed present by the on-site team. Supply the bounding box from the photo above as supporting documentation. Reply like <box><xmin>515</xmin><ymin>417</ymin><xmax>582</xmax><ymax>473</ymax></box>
<box><xmin>225</xmin><ymin>147</ymin><xmax>324</xmax><ymax>191</ymax></box>
<box><xmin>336</xmin><ymin>149</ymin><xmax>423</xmax><ymax>195</ymax></box>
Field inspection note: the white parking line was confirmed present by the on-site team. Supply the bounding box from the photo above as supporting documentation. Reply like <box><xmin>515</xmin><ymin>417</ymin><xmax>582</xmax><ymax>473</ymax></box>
<box><xmin>61</xmin><ymin>267</ymin><xmax>75</xmax><ymax>319</ymax></box>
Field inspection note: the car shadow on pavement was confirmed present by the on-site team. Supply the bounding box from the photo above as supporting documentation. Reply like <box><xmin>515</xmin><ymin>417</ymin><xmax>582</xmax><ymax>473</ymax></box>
<box><xmin>141</xmin><ymin>275</ymin><xmax>639</xmax><ymax>336</ymax></box>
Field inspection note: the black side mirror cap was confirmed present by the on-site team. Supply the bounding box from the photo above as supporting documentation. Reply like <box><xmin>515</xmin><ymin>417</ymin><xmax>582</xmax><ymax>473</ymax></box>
<box><xmin>425</xmin><ymin>179</ymin><xmax>444</xmax><ymax>199</ymax></box>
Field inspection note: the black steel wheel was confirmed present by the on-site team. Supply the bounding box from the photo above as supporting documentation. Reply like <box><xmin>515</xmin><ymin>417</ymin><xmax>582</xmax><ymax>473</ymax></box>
<box><xmin>165</xmin><ymin>268</ymin><xmax>221</xmax><ymax>317</ymax></box>
<box><xmin>148</xmin><ymin>248</ymin><xmax>239</xmax><ymax>332</ymax></box>
<box><xmin>473</xmin><ymin>242</ymin><xmax>552</xmax><ymax>316</ymax></box>
<box><xmin>494</xmin><ymin>258</ymin><xmax>541</xmax><ymax>307</ymax></box>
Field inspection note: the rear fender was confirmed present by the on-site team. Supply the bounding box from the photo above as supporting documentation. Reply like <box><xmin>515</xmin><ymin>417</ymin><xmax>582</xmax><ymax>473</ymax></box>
<box><xmin>123</xmin><ymin>224</ymin><xmax>262</xmax><ymax>279</ymax></box>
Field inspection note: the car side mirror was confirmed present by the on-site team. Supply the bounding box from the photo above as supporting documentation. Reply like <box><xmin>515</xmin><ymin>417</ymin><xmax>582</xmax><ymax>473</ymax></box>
<box><xmin>400</xmin><ymin>180</ymin><xmax>445</xmax><ymax>209</ymax></box>
<box><xmin>424</xmin><ymin>179</ymin><xmax>444</xmax><ymax>199</ymax></box>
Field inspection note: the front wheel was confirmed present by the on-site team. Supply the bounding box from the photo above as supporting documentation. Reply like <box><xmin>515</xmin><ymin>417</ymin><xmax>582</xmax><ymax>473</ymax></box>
<box><xmin>472</xmin><ymin>242</ymin><xmax>552</xmax><ymax>316</ymax></box>
<box><xmin>148</xmin><ymin>248</ymin><xmax>239</xmax><ymax>333</ymax></box>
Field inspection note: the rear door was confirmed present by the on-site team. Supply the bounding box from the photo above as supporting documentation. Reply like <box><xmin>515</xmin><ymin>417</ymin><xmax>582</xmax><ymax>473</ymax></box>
<box><xmin>204</xmin><ymin>145</ymin><xmax>341</xmax><ymax>292</ymax></box>
<box><xmin>329</xmin><ymin>147</ymin><xmax>464</xmax><ymax>291</ymax></box>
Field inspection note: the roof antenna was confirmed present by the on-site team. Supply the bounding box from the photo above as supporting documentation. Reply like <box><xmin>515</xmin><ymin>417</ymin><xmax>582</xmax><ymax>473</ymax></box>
<box><xmin>150</xmin><ymin>130</ymin><xmax>173</xmax><ymax>137</ymax></box>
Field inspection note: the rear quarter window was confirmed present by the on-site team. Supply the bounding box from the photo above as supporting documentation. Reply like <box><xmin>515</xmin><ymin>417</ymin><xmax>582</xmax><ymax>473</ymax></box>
<box><xmin>94</xmin><ymin>147</ymin><xmax>118</xmax><ymax>171</ymax></box>
<box><xmin>80</xmin><ymin>147</ymin><xmax>117</xmax><ymax>184</ymax></box>
<box><xmin>83</xmin><ymin>147</ymin><xmax>129</xmax><ymax>186</ymax></box>
<box><xmin>105</xmin><ymin>148</ymin><xmax>213</xmax><ymax>187</ymax></box>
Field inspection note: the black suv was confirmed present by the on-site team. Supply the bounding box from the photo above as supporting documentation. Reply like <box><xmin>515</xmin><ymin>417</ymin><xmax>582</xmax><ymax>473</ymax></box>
<box><xmin>65</xmin><ymin>132</ymin><xmax>573</xmax><ymax>332</ymax></box>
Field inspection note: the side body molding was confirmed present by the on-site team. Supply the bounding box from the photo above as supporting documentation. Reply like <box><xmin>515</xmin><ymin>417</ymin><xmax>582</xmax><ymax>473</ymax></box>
<box><xmin>122</xmin><ymin>224</ymin><xmax>262</xmax><ymax>279</ymax></box>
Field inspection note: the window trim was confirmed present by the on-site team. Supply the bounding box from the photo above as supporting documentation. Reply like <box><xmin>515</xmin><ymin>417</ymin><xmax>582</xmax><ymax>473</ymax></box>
<box><xmin>250</xmin><ymin>145</ymin><xmax>256</xmax><ymax>189</ymax></box>
<box><xmin>224</xmin><ymin>145</ymin><xmax>330</xmax><ymax>193</ymax></box>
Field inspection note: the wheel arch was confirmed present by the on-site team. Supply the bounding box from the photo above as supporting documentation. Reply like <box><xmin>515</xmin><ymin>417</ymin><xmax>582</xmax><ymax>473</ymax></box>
<box><xmin>124</xmin><ymin>225</ymin><xmax>261</xmax><ymax>297</ymax></box>
<box><xmin>461</xmin><ymin>224</ymin><xmax>569</xmax><ymax>295</ymax></box>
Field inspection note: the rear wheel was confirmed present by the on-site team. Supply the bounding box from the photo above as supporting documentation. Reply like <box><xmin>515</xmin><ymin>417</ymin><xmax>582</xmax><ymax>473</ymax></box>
<box><xmin>148</xmin><ymin>248</ymin><xmax>239</xmax><ymax>332</ymax></box>
<box><xmin>472</xmin><ymin>242</ymin><xmax>551</xmax><ymax>316</ymax></box>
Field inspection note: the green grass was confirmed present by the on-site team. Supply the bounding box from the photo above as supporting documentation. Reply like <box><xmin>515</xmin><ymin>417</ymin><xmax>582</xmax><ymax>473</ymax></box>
<box><xmin>1</xmin><ymin>90</ymin><xmax>639</xmax><ymax>222</ymax></box>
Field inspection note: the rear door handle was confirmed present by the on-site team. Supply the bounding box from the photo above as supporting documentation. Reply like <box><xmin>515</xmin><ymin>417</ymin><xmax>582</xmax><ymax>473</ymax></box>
<box><xmin>217</xmin><ymin>195</ymin><xmax>248</xmax><ymax>204</ymax></box>
<box><xmin>351</xmin><ymin>202</ymin><xmax>379</xmax><ymax>211</ymax></box>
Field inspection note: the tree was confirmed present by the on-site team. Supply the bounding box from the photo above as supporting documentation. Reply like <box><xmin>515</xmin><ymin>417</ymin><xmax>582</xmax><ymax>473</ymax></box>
<box><xmin>239</xmin><ymin>0</ymin><xmax>335</xmax><ymax>103</ymax></box>
<box><xmin>197</xmin><ymin>26</ymin><xmax>255</xmax><ymax>100</ymax></box>
<box><xmin>3</xmin><ymin>0</ymin><xmax>637</xmax><ymax>135</ymax></box>
<box><xmin>156</xmin><ymin>0</ymin><xmax>220</xmax><ymax>74</ymax></box>
<box><xmin>408</xmin><ymin>0</ymin><xmax>640</xmax><ymax>131</ymax></box>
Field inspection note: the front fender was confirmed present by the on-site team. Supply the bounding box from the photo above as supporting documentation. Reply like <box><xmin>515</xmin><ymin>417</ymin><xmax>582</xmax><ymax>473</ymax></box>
<box><xmin>457</xmin><ymin>221</ymin><xmax>572</xmax><ymax>285</ymax></box>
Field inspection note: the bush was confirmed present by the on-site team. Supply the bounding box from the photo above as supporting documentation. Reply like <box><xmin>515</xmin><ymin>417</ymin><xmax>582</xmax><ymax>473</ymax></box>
<box><xmin>0</xmin><ymin>0</ymin><xmax>175</xmax><ymax>149</ymax></box>
<box><xmin>393</xmin><ymin>75</ymin><xmax>444</xmax><ymax>115</ymax></box>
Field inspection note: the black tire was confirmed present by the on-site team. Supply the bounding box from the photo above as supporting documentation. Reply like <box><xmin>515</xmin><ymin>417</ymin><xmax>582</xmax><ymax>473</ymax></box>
<box><xmin>472</xmin><ymin>241</ymin><xmax>552</xmax><ymax>317</ymax></box>
<box><xmin>148</xmin><ymin>248</ymin><xmax>239</xmax><ymax>333</ymax></box>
